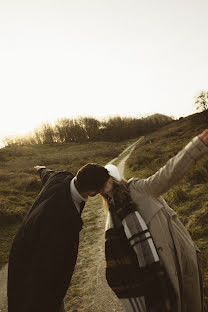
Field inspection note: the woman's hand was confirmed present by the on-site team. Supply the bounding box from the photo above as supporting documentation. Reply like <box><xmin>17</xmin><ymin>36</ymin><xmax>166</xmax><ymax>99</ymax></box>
<box><xmin>199</xmin><ymin>129</ymin><xmax>208</xmax><ymax>147</ymax></box>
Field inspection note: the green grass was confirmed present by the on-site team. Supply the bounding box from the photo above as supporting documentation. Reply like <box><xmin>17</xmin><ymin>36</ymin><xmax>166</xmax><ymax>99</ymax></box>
<box><xmin>0</xmin><ymin>138</ymin><xmax>136</xmax><ymax>269</ymax></box>
<box><xmin>124</xmin><ymin>114</ymin><xmax>208</xmax><ymax>310</ymax></box>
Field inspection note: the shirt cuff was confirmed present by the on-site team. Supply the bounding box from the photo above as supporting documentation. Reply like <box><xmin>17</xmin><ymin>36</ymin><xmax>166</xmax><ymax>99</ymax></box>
<box><xmin>184</xmin><ymin>136</ymin><xmax>208</xmax><ymax>160</ymax></box>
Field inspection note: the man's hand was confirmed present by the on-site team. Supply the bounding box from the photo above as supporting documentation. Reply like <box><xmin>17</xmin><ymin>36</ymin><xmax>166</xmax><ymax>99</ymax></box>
<box><xmin>199</xmin><ymin>129</ymin><xmax>208</xmax><ymax>147</ymax></box>
<box><xmin>34</xmin><ymin>165</ymin><xmax>46</xmax><ymax>171</ymax></box>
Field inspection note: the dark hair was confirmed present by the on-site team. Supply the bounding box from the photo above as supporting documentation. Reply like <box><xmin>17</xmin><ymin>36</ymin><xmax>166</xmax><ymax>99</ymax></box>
<box><xmin>76</xmin><ymin>163</ymin><xmax>110</xmax><ymax>192</ymax></box>
<box><xmin>101</xmin><ymin>177</ymin><xmax>137</xmax><ymax>218</ymax></box>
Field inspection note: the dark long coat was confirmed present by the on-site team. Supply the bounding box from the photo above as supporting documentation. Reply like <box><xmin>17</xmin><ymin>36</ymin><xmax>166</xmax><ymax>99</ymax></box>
<box><xmin>7</xmin><ymin>168</ymin><xmax>84</xmax><ymax>312</ymax></box>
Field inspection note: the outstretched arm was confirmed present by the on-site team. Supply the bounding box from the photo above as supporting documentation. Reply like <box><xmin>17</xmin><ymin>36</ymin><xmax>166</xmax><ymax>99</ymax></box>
<box><xmin>132</xmin><ymin>130</ymin><xmax>208</xmax><ymax>197</ymax></box>
<box><xmin>34</xmin><ymin>165</ymin><xmax>55</xmax><ymax>185</ymax></box>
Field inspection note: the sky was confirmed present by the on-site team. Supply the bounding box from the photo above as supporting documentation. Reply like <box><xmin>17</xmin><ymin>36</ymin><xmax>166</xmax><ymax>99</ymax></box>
<box><xmin>0</xmin><ymin>0</ymin><xmax>208</xmax><ymax>142</ymax></box>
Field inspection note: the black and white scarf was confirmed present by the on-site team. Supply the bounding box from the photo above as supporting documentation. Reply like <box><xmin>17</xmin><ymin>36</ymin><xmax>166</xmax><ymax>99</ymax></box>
<box><xmin>105</xmin><ymin>196</ymin><xmax>176</xmax><ymax>312</ymax></box>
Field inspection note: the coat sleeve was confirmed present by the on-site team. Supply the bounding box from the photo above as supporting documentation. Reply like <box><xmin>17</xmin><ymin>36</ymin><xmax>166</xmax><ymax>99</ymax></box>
<box><xmin>38</xmin><ymin>168</ymin><xmax>56</xmax><ymax>185</ymax></box>
<box><xmin>24</xmin><ymin>207</ymin><xmax>79</xmax><ymax>312</ymax></box>
<box><xmin>132</xmin><ymin>135</ymin><xmax>208</xmax><ymax>197</ymax></box>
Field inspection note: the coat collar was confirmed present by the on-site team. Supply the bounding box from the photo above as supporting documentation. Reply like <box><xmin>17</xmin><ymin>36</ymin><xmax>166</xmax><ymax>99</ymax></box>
<box><xmin>70</xmin><ymin>177</ymin><xmax>88</xmax><ymax>214</ymax></box>
<box><xmin>63</xmin><ymin>174</ymin><xmax>84</xmax><ymax>228</ymax></box>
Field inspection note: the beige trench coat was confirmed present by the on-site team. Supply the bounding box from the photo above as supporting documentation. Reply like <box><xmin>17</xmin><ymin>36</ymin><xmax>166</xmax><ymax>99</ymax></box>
<box><xmin>106</xmin><ymin>135</ymin><xmax>208</xmax><ymax>312</ymax></box>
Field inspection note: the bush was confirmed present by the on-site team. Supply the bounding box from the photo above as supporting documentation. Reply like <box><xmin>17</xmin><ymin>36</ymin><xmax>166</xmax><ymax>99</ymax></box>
<box><xmin>187</xmin><ymin>203</ymin><xmax>208</xmax><ymax>228</ymax></box>
<box><xmin>12</xmin><ymin>175</ymin><xmax>41</xmax><ymax>192</ymax></box>
<box><xmin>190</xmin><ymin>226</ymin><xmax>208</xmax><ymax>240</ymax></box>
<box><xmin>168</xmin><ymin>186</ymin><xmax>189</xmax><ymax>204</ymax></box>
<box><xmin>188</xmin><ymin>167</ymin><xmax>208</xmax><ymax>185</ymax></box>
<box><xmin>0</xmin><ymin>201</ymin><xmax>25</xmax><ymax>225</ymax></box>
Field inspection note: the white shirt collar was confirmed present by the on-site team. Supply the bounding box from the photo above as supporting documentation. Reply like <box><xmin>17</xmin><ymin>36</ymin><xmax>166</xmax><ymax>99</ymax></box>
<box><xmin>70</xmin><ymin>176</ymin><xmax>88</xmax><ymax>213</ymax></box>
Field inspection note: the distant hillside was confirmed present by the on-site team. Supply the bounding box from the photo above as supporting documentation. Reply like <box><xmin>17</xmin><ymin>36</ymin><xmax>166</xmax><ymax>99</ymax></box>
<box><xmin>145</xmin><ymin>113</ymin><xmax>173</xmax><ymax>123</ymax></box>
<box><xmin>2</xmin><ymin>114</ymin><xmax>173</xmax><ymax>146</ymax></box>
<box><xmin>125</xmin><ymin>110</ymin><xmax>208</xmax><ymax>311</ymax></box>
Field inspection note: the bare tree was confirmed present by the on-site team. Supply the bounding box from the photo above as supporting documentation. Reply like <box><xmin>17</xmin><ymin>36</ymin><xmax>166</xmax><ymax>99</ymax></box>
<box><xmin>195</xmin><ymin>90</ymin><xmax>208</xmax><ymax>113</ymax></box>
<box><xmin>79</xmin><ymin>117</ymin><xmax>100</xmax><ymax>141</ymax></box>
<box><xmin>39</xmin><ymin>123</ymin><xmax>56</xmax><ymax>144</ymax></box>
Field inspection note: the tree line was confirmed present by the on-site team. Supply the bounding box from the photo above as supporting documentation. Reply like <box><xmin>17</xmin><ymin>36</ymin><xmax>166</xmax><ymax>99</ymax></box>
<box><xmin>3</xmin><ymin>114</ymin><xmax>173</xmax><ymax>146</ymax></box>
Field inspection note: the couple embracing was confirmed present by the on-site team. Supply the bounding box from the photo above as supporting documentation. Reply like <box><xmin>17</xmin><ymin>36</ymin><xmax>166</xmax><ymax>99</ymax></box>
<box><xmin>7</xmin><ymin>129</ymin><xmax>208</xmax><ymax>312</ymax></box>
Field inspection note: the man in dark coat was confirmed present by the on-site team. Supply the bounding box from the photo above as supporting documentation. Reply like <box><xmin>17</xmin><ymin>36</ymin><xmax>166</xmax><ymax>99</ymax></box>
<box><xmin>7</xmin><ymin>163</ymin><xmax>110</xmax><ymax>312</ymax></box>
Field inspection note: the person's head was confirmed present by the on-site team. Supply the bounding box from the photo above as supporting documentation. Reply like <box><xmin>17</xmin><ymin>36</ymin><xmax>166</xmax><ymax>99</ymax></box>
<box><xmin>100</xmin><ymin>163</ymin><xmax>122</xmax><ymax>198</ymax></box>
<box><xmin>99</xmin><ymin>164</ymin><xmax>137</xmax><ymax>216</ymax></box>
<box><xmin>100</xmin><ymin>177</ymin><xmax>137</xmax><ymax>220</ymax></box>
<box><xmin>100</xmin><ymin>177</ymin><xmax>131</xmax><ymax>212</ymax></box>
<box><xmin>75</xmin><ymin>163</ymin><xmax>111</xmax><ymax>197</ymax></box>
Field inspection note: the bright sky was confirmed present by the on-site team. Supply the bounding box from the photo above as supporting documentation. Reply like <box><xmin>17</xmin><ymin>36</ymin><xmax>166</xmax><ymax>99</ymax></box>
<box><xmin>0</xmin><ymin>0</ymin><xmax>208</xmax><ymax>141</ymax></box>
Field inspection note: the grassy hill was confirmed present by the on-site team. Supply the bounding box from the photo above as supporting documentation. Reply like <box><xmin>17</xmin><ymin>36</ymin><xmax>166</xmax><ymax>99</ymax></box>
<box><xmin>1</xmin><ymin>111</ymin><xmax>208</xmax><ymax>310</ymax></box>
<box><xmin>124</xmin><ymin>112</ymin><xmax>208</xmax><ymax>310</ymax></box>
<box><xmin>0</xmin><ymin>138</ymin><xmax>138</xmax><ymax>269</ymax></box>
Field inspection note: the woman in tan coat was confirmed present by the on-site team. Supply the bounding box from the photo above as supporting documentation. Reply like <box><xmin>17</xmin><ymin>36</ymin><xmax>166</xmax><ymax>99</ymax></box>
<box><xmin>100</xmin><ymin>129</ymin><xmax>208</xmax><ymax>312</ymax></box>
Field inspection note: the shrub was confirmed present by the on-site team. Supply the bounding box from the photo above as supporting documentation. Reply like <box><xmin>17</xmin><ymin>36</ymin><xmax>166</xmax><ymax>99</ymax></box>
<box><xmin>12</xmin><ymin>175</ymin><xmax>41</xmax><ymax>192</ymax></box>
<box><xmin>189</xmin><ymin>225</ymin><xmax>208</xmax><ymax>240</ymax></box>
<box><xmin>188</xmin><ymin>167</ymin><xmax>208</xmax><ymax>185</ymax></box>
<box><xmin>168</xmin><ymin>186</ymin><xmax>189</xmax><ymax>204</ymax></box>
<box><xmin>187</xmin><ymin>203</ymin><xmax>208</xmax><ymax>228</ymax></box>
<box><xmin>0</xmin><ymin>201</ymin><xmax>25</xmax><ymax>225</ymax></box>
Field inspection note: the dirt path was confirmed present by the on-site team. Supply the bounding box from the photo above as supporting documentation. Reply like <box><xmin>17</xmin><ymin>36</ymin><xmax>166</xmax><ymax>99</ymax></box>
<box><xmin>116</xmin><ymin>137</ymin><xmax>144</xmax><ymax>177</ymax></box>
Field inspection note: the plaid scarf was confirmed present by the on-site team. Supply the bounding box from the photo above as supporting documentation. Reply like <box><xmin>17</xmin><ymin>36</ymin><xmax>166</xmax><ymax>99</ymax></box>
<box><xmin>105</xmin><ymin>196</ymin><xmax>177</xmax><ymax>312</ymax></box>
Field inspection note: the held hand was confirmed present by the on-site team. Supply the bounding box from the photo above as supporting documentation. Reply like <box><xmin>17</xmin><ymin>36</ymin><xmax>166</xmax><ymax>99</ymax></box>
<box><xmin>34</xmin><ymin>165</ymin><xmax>46</xmax><ymax>171</ymax></box>
<box><xmin>199</xmin><ymin>129</ymin><xmax>208</xmax><ymax>147</ymax></box>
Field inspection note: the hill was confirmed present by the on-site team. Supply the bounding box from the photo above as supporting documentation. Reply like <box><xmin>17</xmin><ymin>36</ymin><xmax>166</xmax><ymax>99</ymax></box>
<box><xmin>145</xmin><ymin>113</ymin><xmax>173</xmax><ymax>123</ymax></box>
